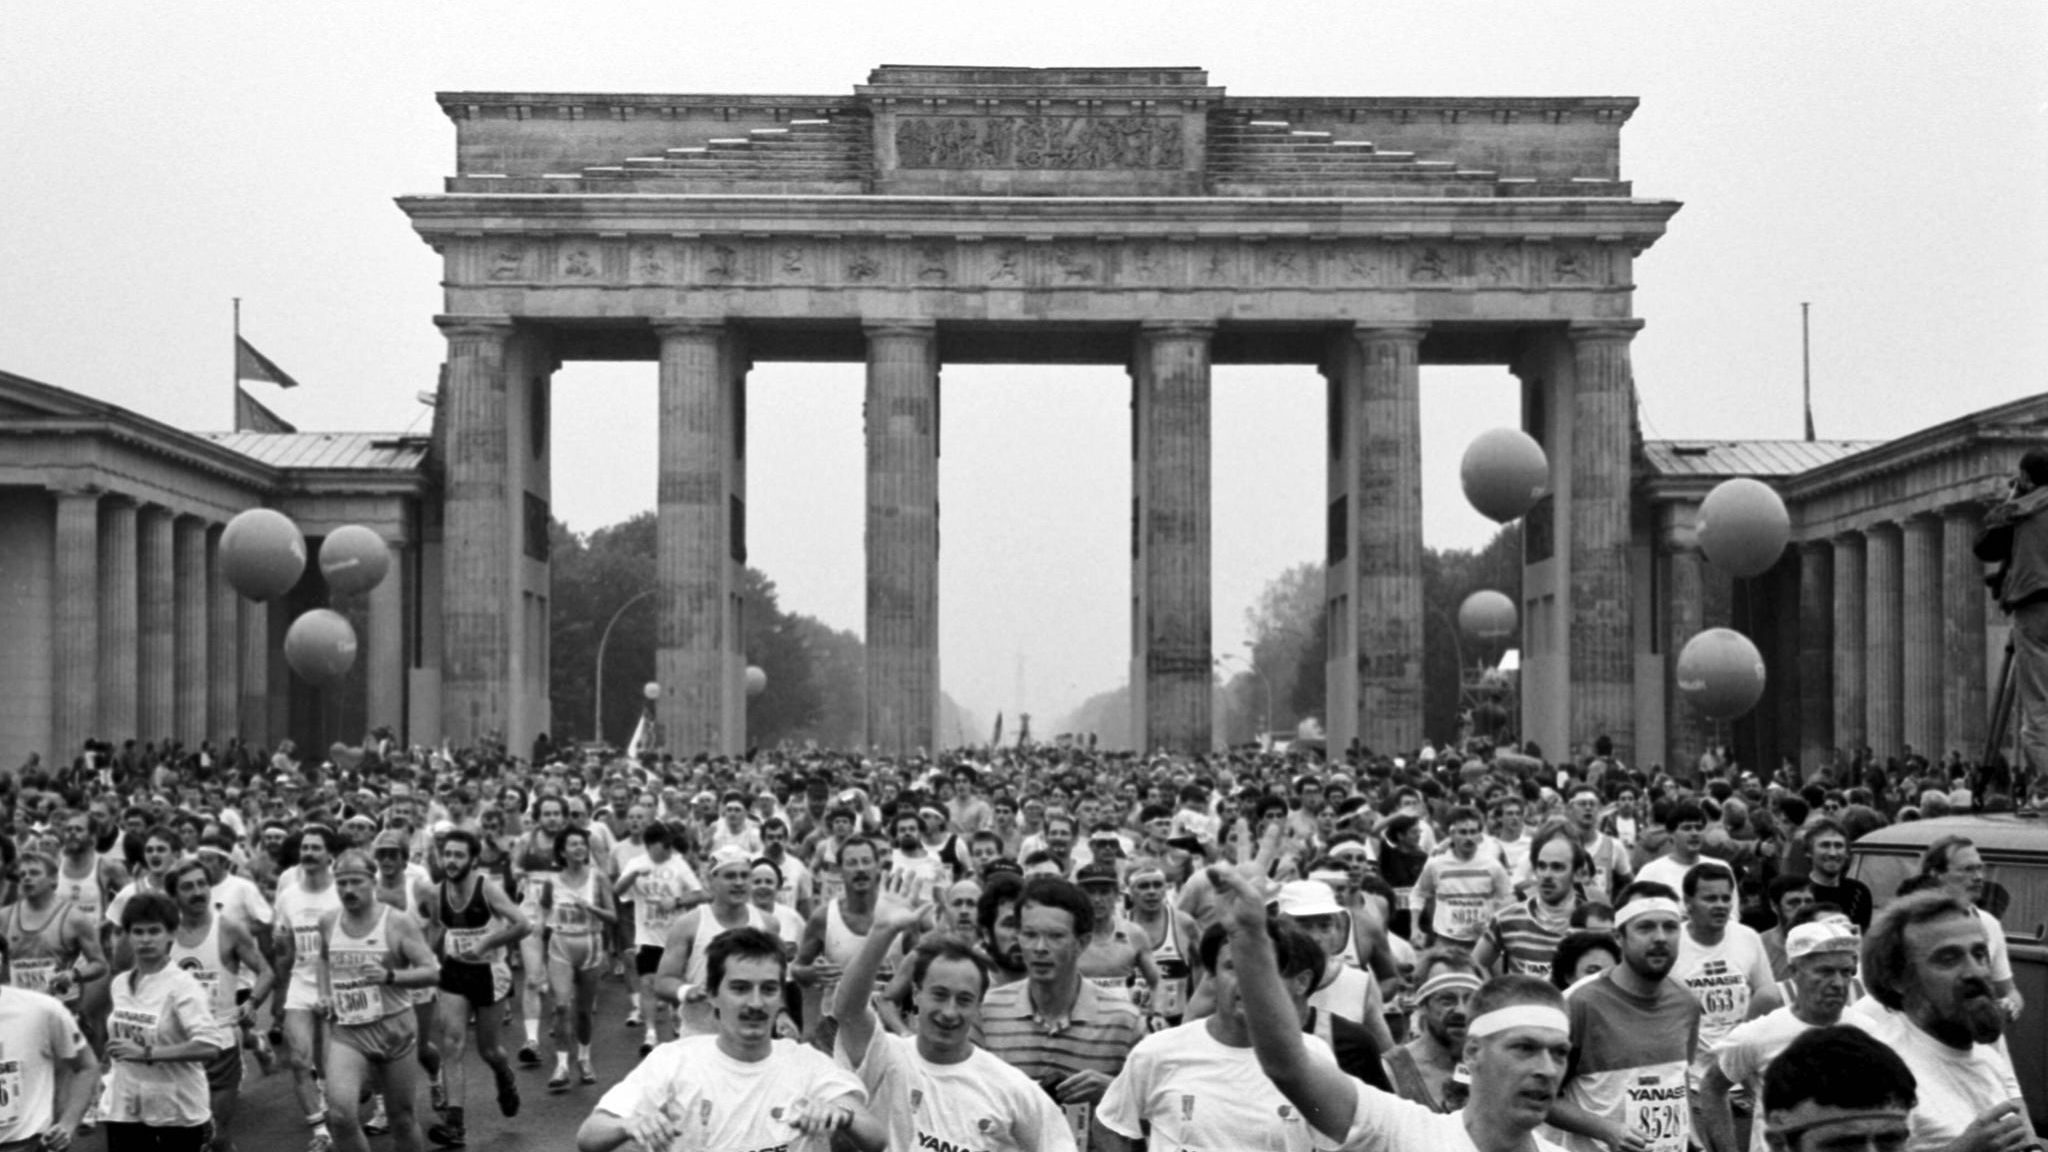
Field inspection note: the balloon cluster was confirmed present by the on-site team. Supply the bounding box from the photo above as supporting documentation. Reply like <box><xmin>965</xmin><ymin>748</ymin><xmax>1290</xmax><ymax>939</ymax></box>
<box><xmin>1454</xmin><ymin>428</ymin><xmax>1548</xmax><ymax>649</ymax></box>
<box><xmin>1673</xmin><ymin>479</ymin><xmax>1789</xmax><ymax>722</ymax></box>
<box><xmin>220</xmin><ymin>508</ymin><xmax>390</xmax><ymax>688</ymax></box>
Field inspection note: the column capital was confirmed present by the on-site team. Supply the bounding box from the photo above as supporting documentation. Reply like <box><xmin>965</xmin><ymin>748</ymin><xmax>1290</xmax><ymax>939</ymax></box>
<box><xmin>1137</xmin><ymin>320</ymin><xmax>1215</xmax><ymax>338</ymax></box>
<box><xmin>1349</xmin><ymin>322</ymin><xmax>1429</xmax><ymax>347</ymax></box>
<box><xmin>433</xmin><ymin>314</ymin><xmax>515</xmax><ymax>339</ymax></box>
<box><xmin>652</xmin><ymin>319</ymin><xmax>729</xmax><ymax>341</ymax></box>
<box><xmin>1567</xmin><ymin>319</ymin><xmax>1645</xmax><ymax>343</ymax></box>
<box><xmin>863</xmin><ymin>319</ymin><xmax>937</xmax><ymax>338</ymax></box>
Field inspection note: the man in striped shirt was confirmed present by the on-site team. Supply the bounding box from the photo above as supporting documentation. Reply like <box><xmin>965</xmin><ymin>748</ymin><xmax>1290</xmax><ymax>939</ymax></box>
<box><xmin>977</xmin><ymin>875</ymin><xmax>1145</xmax><ymax>1152</ymax></box>
<box><xmin>1476</xmin><ymin>824</ymin><xmax>1585</xmax><ymax>978</ymax></box>
<box><xmin>1411</xmin><ymin>806</ymin><xmax>1514</xmax><ymax>951</ymax></box>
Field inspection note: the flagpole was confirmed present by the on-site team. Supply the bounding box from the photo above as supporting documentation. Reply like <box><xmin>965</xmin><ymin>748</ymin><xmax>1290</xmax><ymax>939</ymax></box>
<box><xmin>1801</xmin><ymin>301</ymin><xmax>1813</xmax><ymax>442</ymax></box>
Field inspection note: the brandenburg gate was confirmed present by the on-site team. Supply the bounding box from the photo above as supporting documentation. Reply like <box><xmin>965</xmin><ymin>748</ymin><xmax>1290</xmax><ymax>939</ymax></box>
<box><xmin>399</xmin><ymin>66</ymin><xmax>1679</xmax><ymax>759</ymax></box>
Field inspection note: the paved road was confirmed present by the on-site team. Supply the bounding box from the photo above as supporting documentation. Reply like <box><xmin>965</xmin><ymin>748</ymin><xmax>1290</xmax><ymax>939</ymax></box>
<box><xmin>83</xmin><ymin>976</ymin><xmax>650</xmax><ymax>1152</ymax></box>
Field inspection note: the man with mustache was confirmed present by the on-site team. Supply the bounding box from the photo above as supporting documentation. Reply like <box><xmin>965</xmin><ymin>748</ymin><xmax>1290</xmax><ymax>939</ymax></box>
<box><xmin>1205</xmin><ymin>863</ymin><xmax>1576</xmax><ymax>1152</ymax></box>
<box><xmin>793</xmin><ymin>836</ymin><xmax>901</xmax><ymax>1047</ymax></box>
<box><xmin>1843</xmin><ymin>889</ymin><xmax>2036</xmax><ymax>1152</ymax></box>
<box><xmin>1384</xmin><ymin>950</ymin><xmax>1482</xmax><ymax>1112</ymax></box>
<box><xmin>1547</xmin><ymin>881</ymin><xmax>1703</xmax><ymax>1152</ymax></box>
<box><xmin>1671</xmin><ymin>862</ymin><xmax>1772</xmax><ymax>1102</ymax></box>
<box><xmin>575</xmin><ymin>927</ymin><xmax>882</xmax><ymax>1152</ymax></box>
<box><xmin>1697</xmin><ymin>918</ymin><xmax>1860</xmax><ymax>1152</ymax></box>
<box><xmin>833</xmin><ymin>872</ymin><xmax>1073</xmax><ymax>1152</ymax></box>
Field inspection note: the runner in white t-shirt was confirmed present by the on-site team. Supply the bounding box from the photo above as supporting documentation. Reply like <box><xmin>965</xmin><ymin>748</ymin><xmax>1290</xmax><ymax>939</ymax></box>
<box><xmin>831</xmin><ymin>871</ymin><xmax>1072</xmax><ymax>1152</ymax></box>
<box><xmin>575</xmin><ymin>925</ymin><xmax>883</xmax><ymax>1152</ymax></box>
<box><xmin>0</xmin><ymin>973</ymin><xmax>97</xmax><ymax>1150</ymax></box>
<box><xmin>1206</xmin><ymin>864</ymin><xmax>1576</xmax><ymax>1152</ymax></box>
<box><xmin>610</xmin><ymin>822</ymin><xmax>702</xmax><ymax>1055</ymax></box>
<box><xmin>1670</xmin><ymin>862</ymin><xmax>1772</xmax><ymax>1086</ymax></box>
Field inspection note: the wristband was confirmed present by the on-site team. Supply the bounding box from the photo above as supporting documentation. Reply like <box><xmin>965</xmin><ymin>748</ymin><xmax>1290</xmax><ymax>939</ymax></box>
<box><xmin>386</xmin><ymin>968</ymin><xmax>397</xmax><ymax>986</ymax></box>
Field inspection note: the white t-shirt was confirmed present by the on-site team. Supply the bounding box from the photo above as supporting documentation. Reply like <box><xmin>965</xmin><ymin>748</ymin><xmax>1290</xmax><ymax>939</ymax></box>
<box><xmin>1325</xmin><ymin>1074</ymin><xmax>1571</xmax><ymax>1152</ymax></box>
<box><xmin>1100</xmin><ymin>1019</ymin><xmax>1329</xmax><ymax>1152</ymax></box>
<box><xmin>1710</xmin><ymin>1006</ymin><xmax>1816</xmax><ymax>1152</ymax></box>
<box><xmin>1673</xmin><ymin>925</ymin><xmax>1772</xmax><ymax>1081</ymax></box>
<box><xmin>1632</xmin><ymin>854</ymin><xmax>1697</xmax><ymax>897</ymax></box>
<box><xmin>595</xmin><ymin>1034</ymin><xmax>865</xmax><ymax>1150</ymax></box>
<box><xmin>212</xmin><ymin>873</ymin><xmax>274</xmax><ymax>932</ymax></box>
<box><xmin>1977</xmin><ymin>907</ymin><xmax>2013</xmax><ymax>983</ymax></box>
<box><xmin>0</xmin><ymin>986</ymin><xmax>87</xmax><ymax>1144</ymax></box>
<box><xmin>841</xmin><ymin>1030</ymin><xmax>1073</xmax><ymax>1152</ymax></box>
<box><xmin>1842</xmin><ymin>999</ymin><xmax>2026</xmax><ymax>1152</ymax></box>
<box><xmin>618</xmin><ymin>855</ymin><xmax>702</xmax><ymax>949</ymax></box>
<box><xmin>105</xmin><ymin>965</ymin><xmax>233</xmax><ymax>1126</ymax></box>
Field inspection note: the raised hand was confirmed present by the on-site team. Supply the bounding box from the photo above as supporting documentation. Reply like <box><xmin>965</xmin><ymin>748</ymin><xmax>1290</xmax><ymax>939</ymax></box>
<box><xmin>873</xmin><ymin>869</ymin><xmax>932</xmax><ymax>933</ymax></box>
<box><xmin>1206</xmin><ymin>863</ymin><xmax>1268</xmax><ymax>938</ymax></box>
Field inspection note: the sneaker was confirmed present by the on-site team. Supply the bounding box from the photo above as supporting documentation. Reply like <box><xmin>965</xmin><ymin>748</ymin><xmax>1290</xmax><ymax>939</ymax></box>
<box><xmin>517</xmin><ymin>1043</ymin><xmax>540</xmax><ymax>1067</ymax></box>
<box><xmin>493</xmin><ymin>1063</ymin><xmax>521</xmax><ymax>1118</ymax></box>
<box><xmin>427</xmin><ymin>1108</ymin><xmax>466</xmax><ymax>1148</ymax></box>
<box><xmin>364</xmin><ymin>1095</ymin><xmax>390</xmax><ymax>1136</ymax></box>
<box><xmin>547</xmin><ymin>1065</ymin><xmax>570</xmax><ymax>1092</ymax></box>
<box><xmin>624</xmin><ymin>1009</ymin><xmax>643</xmax><ymax>1028</ymax></box>
<box><xmin>430</xmin><ymin>1074</ymin><xmax>448</xmax><ymax>1113</ymax></box>
<box><xmin>307</xmin><ymin>1133</ymin><xmax>334</xmax><ymax>1152</ymax></box>
<box><xmin>493</xmin><ymin>1063</ymin><xmax>521</xmax><ymax>1117</ymax></box>
<box><xmin>578</xmin><ymin>1059</ymin><xmax>597</xmax><ymax>1085</ymax></box>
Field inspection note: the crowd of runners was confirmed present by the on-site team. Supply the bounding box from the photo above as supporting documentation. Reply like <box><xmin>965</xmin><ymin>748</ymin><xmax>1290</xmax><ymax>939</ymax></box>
<box><xmin>0</xmin><ymin>733</ymin><xmax>2038</xmax><ymax>1152</ymax></box>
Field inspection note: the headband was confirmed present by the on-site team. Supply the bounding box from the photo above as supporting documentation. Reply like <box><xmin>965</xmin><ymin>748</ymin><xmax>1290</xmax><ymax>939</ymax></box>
<box><xmin>1413</xmin><ymin>971</ymin><xmax>1483</xmax><ymax>1004</ymax></box>
<box><xmin>1126</xmin><ymin>866</ymin><xmax>1166</xmax><ymax>884</ymax></box>
<box><xmin>1466</xmin><ymin>1004</ymin><xmax>1570</xmax><ymax>1038</ymax></box>
<box><xmin>1615</xmin><ymin>896</ymin><xmax>1684</xmax><ymax>927</ymax></box>
<box><xmin>1765</xmin><ymin>1111</ymin><xmax>1910</xmax><ymax>1143</ymax></box>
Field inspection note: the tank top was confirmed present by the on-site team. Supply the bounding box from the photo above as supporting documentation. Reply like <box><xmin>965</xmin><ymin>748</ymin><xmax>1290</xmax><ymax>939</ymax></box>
<box><xmin>325</xmin><ymin>905</ymin><xmax>410</xmax><ymax>1026</ymax></box>
<box><xmin>55</xmin><ymin>853</ymin><xmax>106</xmax><ymax>923</ymax></box>
<box><xmin>1140</xmin><ymin>910</ymin><xmax>1190</xmax><ymax>1018</ymax></box>
<box><xmin>5</xmin><ymin>900</ymin><xmax>74</xmax><ymax>1000</ymax></box>
<box><xmin>1079</xmin><ymin>919</ymin><xmax>1143</xmax><ymax>992</ymax></box>
<box><xmin>811</xmin><ymin>899</ymin><xmax>902</xmax><ymax>1021</ymax></box>
<box><xmin>438</xmin><ymin>876</ymin><xmax>499</xmax><ymax>964</ymax></box>
<box><xmin>682</xmin><ymin>903</ymin><xmax>772</xmax><ymax>985</ymax></box>
<box><xmin>548</xmin><ymin>871</ymin><xmax>599</xmax><ymax>935</ymax></box>
<box><xmin>275</xmin><ymin>876</ymin><xmax>343</xmax><ymax>996</ymax></box>
<box><xmin>169</xmin><ymin>916</ymin><xmax>236</xmax><ymax>1022</ymax></box>
<box><xmin>515</xmin><ymin>836</ymin><xmax>557</xmax><ymax>910</ymax></box>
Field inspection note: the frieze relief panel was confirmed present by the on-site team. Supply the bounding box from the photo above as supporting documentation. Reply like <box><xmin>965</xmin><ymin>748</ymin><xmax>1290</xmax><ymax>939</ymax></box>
<box><xmin>893</xmin><ymin>115</ymin><xmax>1185</xmax><ymax>171</ymax></box>
<box><xmin>459</xmin><ymin>235</ymin><xmax>1628</xmax><ymax>294</ymax></box>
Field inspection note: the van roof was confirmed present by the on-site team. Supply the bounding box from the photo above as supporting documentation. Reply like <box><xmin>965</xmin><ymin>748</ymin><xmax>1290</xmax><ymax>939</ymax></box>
<box><xmin>1853</xmin><ymin>812</ymin><xmax>2048</xmax><ymax>857</ymax></box>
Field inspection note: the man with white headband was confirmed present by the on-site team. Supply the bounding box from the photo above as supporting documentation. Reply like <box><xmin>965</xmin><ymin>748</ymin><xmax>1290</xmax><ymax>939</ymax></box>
<box><xmin>1384</xmin><ymin>950</ymin><xmax>1482</xmax><ymax>1112</ymax></box>
<box><xmin>1547</xmin><ymin>881</ymin><xmax>1702</xmax><ymax>1152</ymax></box>
<box><xmin>1207</xmin><ymin>864</ymin><xmax>1574</xmax><ymax>1152</ymax></box>
<box><xmin>1756</xmin><ymin>1026</ymin><xmax>1916</xmax><ymax>1152</ymax></box>
<box><xmin>1698</xmin><ymin>918</ymin><xmax>1861</xmax><ymax>1152</ymax></box>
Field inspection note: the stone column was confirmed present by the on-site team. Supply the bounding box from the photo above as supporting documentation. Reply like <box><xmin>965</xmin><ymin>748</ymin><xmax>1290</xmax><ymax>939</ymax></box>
<box><xmin>436</xmin><ymin>316</ymin><xmax>516</xmax><ymax>745</ymax></box>
<box><xmin>1864</xmin><ymin>522</ymin><xmax>1904</xmax><ymax>759</ymax></box>
<box><xmin>98</xmin><ymin>497</ymin><xmax>139</xmax><ymax>740</ymax></box>
<box><xmin>1900</xmin><ymin>515</ymin><xmax>1943</xmax><ymax>759</ymax></box>
<box><xmin>1797</xmin><ymin>541</ymin><xmax>1835</xmax><ymax>777</ymax></box>
<box><xmin>656</xmin><ymin>322</ymin><xmax>745</xmax><ymax>756</ymax></box>
<box><xmin>1942</xmin><ymin>507</ymin><xmax>1989</xmax><ymax>759</ymax></box>
<box><xmin>864</xmin><ymin>322</ymin><xmax>941</xmax><ymax>754</ymax></box>
<box><xmin>52</xmin><ymin>490</ymin><xmax>100</xmax><ymax>759</ymax></box>
<box><xmin>238</xmin><ymin>595</ymin><xmax>269</xmax><ymax>745</ymax></box>
<box><xmin>1350</xmin><ymin>324</ymin><xmax>1426</xmax><ymax>756</ymax></box>
<box><xmin>1831</xmin><ymin>533</ymin><xmax>1866</xmax><ymax>756</ymax></box>
<box><xmin>174</xmin><ymin>516</ymin><xmax>210</xmax><ymax>744</ymax></box>
<box><xmin>206</xmin><ymin>526</ymin><xmax>240</xmax><ymax>745</ymax></box>
<box><xmin>1130</xmin><ymin>323</ymin><xmax>1213</xmax><ymax>755</ymax></box>
<box><xmin>366</xmin><ymin>539</ymin><xmax>405</xmax><ymax>736</ymax></box>
<box><xmin>1665</xmin><ymin>533</ymin><xmax>1710</xmax><ymax>768</ymax></box>
<box><xmin>136</xmin><ymin>505</ymin><xmax>176</xmax><ymax>743</ymax></box>
<box><xmin>1568</xmin><ymin>322</ymin><xmax>1642</xmax><ymax>761</ymax></box>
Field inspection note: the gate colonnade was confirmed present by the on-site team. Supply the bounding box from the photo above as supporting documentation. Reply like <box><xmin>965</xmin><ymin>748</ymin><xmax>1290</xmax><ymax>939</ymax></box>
<box><xmin>400</xmin><ymin>65</ymin><xmax>1681</xmax><ymax>759</ymax></box>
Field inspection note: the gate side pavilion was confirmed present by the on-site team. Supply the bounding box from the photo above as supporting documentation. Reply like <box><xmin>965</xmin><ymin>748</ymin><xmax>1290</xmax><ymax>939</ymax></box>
<box><xmin>399</xmin><ymin>64</ymin><xmax>1682</xmax><ymax>762</ymax></box>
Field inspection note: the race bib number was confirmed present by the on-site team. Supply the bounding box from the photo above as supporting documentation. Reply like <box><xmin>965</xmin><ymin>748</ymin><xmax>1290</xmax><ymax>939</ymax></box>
<box><xmin>1624</xmin><ymin>1070</ymin><xmax>1691</xmax><ymax>1152</ymax></box>
<box><xmin>109</xmin><ymin>1007</ymin><xmax>159</xmax><ymax>1047</ymax></box>
<box><xmin>445</xmin><ymin>927</ymin><xmax>489</xmax><ymax>960</ymax></box>
<box><xmin>555</xmin><ymin>899</ymin><xmax>589</xmax><ymax>931</ymax></box>
<box><xmin>1064</xmin><ymin>1102</ymin><xmax>1092</xmax><ymax>1152</ymax></box>
<box><xmin>9</xmin><ymin>957</ymin><xmax>56</xmax><ymax>996</ymax></box>
<box><xmin>1396</xmin><ymin>886</ymin><xmax>1418</xmax><ymax>911</ymax></box>
<box><xmin>0</xmin><ymin>1059</ymin><xmax>21</xmax><ymax>1128</ymax></box>
<box><xmin>1439</xmin><ymin>897</ymin><xmax>1488</xmax><ymax>937</ymax></box>
<box><xmin>333</xmin><ymin>979</ymin><xmax>381</xmax><ymax>1026</ymax></box>
<box><xmin>1154</xmin><ymin>977</ymin><xmax>1187</xmax><ymax>1018</ymax></box>
<box><xmin>293</xmin><ymin>924</ymin><xmax>323</xmax><ymax>959</ymax></box>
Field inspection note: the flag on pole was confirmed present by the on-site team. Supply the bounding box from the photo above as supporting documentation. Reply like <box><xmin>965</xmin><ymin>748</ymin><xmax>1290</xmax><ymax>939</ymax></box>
<box><xmin>235</xmin><ymin>336</ymin><xmax>303</xmax><ymax>390</ymax></box>
<box><xmin>626</xmin><ymin>712</ymin><xmax>652</xmax><ymax>759</ymax></box>
<box><xmin>234</xmin><ymin>387</ymin><xmax>297</xmax><ymax>433</ymax></box>
<box><xmin>990</xmin><ymin>712</ymin><xmax>1004</xmax><ymax>749</ymax></box>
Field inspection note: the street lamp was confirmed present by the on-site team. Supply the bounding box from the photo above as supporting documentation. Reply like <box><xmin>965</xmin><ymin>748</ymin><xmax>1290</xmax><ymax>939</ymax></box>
<box><xmin>593</xmin><ymin>587</ymin><xmax>657</xmax><ymax>745</ymax></box>
<box><xmin>1216</xmin><ymin>650</ymin><xmax>1272</xmax><ymax>744</ymax></box>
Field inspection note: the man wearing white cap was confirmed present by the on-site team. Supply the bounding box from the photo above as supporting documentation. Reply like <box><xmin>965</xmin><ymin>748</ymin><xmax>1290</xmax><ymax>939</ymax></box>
<box><xmin>1547</xmin><ymin>881</ymin><xmax>1702</xmax><ymax>1152</ymax></box>
<box><xmin>1697</xmin><ymin>918</ymin><xmax>1860</xmax><ymax>1152</ymax></box>
<box><xmin>650</xmin><ymin>844</ymin><xmax>778</xmax><ymax>1038</ymax></box>
<box><xmin>1207</xmin><ymin>863</ymin><xmax>1575</xmax><ymax>1152</ymax></box>
<box><xmin>1277</xmin><ymin>879</ymin><xmax>1396</xmax><ymax>1054</ymax></box>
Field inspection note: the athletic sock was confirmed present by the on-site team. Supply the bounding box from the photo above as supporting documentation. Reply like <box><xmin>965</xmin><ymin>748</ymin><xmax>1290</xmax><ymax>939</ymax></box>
<box><xmin>576</xmin><ymin>1042</ymin><xmax>591</xmax><ymax>1061</ymax></box>
<box><xmin>524</xmin><ymin>1019</ymin><xmax>540</xmax><ymax>1044</ymax></box>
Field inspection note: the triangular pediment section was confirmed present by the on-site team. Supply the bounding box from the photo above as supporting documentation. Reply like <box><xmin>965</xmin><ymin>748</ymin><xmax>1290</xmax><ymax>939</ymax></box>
<box><xmin>0</xmin><ymin>370</ymin><xmax>115</xmax><ymax>421</ymax></box>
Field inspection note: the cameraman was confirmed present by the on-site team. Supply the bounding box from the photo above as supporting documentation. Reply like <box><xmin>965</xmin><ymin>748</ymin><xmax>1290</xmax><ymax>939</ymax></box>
<box><xmin>1976</xmin><ymin>447</ymin><xmax>2048</xmax><ymax>777</ymax></box>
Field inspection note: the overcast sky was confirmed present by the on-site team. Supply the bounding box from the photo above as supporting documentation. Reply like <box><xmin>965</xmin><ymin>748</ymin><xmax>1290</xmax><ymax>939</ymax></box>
<box><xmin>5</xmin><ymin>3</ymin><xmax>2044</xmax><ymax>735</ymax></box>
